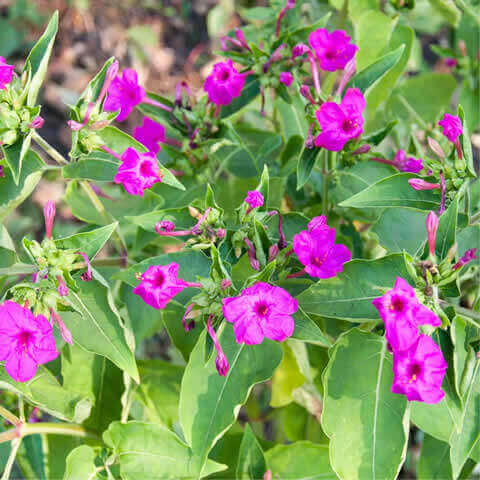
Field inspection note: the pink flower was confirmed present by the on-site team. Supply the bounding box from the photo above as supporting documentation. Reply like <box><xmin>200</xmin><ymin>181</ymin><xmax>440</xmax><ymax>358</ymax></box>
<box><xmin>104</xmin><ymin>69</ymin><xmax>146</xmax><ymax>122</ymax></box>
<box><xmin>308</xmin><ymin>29</ymin><xmax>358</xmax><ymax>72</ymax></box>
<box><xmin>292</xmin><ymin>216</ymin><xmax>351</xmax><ymax>278</ymax></box>
<box><xmin>204</xmin><ymin>60</ymin><xmax>245</xmax><ymax>106</ymax></box>
<box><xmin>133</xmin><ymin>263</ymin><xmax>188</xmax><ymax>310</ymax></box>
<box><xmin>222</xmin><ymin>282</ymin><xmax>298</xmax><ymax>345</ymax></box>
<box><xmin>426</xmin><ymin>211</ymin><xmax>439</xmax><ymax>257</ymax></box>
<box><xmin>394</xmin><ymin>150</ymin><xmax>423</xmax><ymax>174</ymax></box>
<box><xmin>438</xmin><ymin>113</ymin><xmax>462</xmax><ymax>143</ymax></box>
<box><xmin>0</xmin><ymin>301</ymin><xmax>58</xmax><ymax>382</ymax></box>
<box><xmin>392</xmin><ymin>334</ymin><xmax>447</xmax><ymax>404</ymax></box>
<box><xmin>279</xmin><ymin>72</ymin><xmax>294</xmax><ymax>87</ymax></box>
<box><xmin>114</xmin><ymin>148</ymin><xmax>162</xmax><ymax>197</ymax></box>
<box><xmin>315</xmin><ymin>88</ymin><xmax>365</xmax><ymax>151</ymax></box>
<box><xmin>453</xmin><ymin>248</ymin><xmax>477</xmax><ymax>270</ymax></box>
<box><xmin>155</xmin><ymin>220</ymin><xmax>175</xmax><ymax>233</ymax></box>
<box><xmin>444</xmin><ymin>57</ymin><xmax>457</xmax><ymax>68</ymax></box>
<box><xmin>372</xmin><ymin>277</ymin><xmax>441</xmax><ymax>352</ymax></box>
<box><xmin>57</xmin><ymin>277</ymin><xmax>69</xmax><ymax>297</ymax></box>
<box><xmin>133</xmin><ymin>117</ymin><xmax>166</xmax><ymax>154</ymax></box>
<box><xmin>76</xmin><ymin>252</ymin><xmax>92</xmax><ymax>281</ymax></box>
<box><xmin>0</xmin><ymin>57</ymin><xmax>14</xmax><ymax>90</ymax></box>
<box><xmin>51</xmin><ymin>310</ymin><xmax>73</xmax><ymax>345</ymax></box>
<box><xmin>245</xmin><ymin>190</ymin><xmax>264</xmax><ymax>209</ymax></box>
<box><xmin>207</xmin><ymin>316</ymin><xmax>229</xmax><ymax>376</ymax></box>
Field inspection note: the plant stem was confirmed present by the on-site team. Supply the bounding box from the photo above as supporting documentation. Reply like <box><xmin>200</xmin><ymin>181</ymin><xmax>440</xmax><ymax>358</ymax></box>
<box><xmin>21</xmin><ymin>422</ymin><xmax>98</xmax><ymax>440</ymax></box>
<box><xmin>450</xmin><ymin>304</ymin><xmax>480</xmax><ymax>327</ymax></box>
<box><xmin>31</xmin><ymin>131</ymin><xmax>68</xmax><ymax>165</ymax></box>
<box><xmin>0</xmin><ymin>406</ymin><xmax>20</xmax><ymax>426</ymax></box>
<box><xmin>1</xmin><ymin>438</ymin><xmax>21</xmax><ymax>480</ymax></box>
<box><xmin>470</xmin><ymin>210</ymin><xmax>480</xmax><ymax>224</ymax></box>
<box><xmin>322</xmin><ymin>151</ymin><xmax>329</xmax><ymax>217</ymax></box>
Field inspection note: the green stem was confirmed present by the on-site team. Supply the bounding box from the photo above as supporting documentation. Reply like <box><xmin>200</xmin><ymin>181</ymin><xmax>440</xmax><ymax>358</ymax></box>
<box><xmin>31</xmin><ymin>131</ymin><xmax>69</xmax><ymax>165</ymax></box>
<box><xmin>21</xmin><ymin>422</ymin><xmax>99</xmax><ymax>440</ymax></box>
<box><xmin>451</xmin><ymin>305</ymin><xmax>480</xmax><ymax>328</ymax></box>
<box><xmin>1</xmin><ymin>438</ymin><xmax>21</xmax><ymax>480</ymax></box>
<box><xmin>470</xmin><ymin>210</ymin><xmax>480</xmax><ymax>224</ymax></box>
<box><xmin>0</xmin><ymin>406</ymin><xmax>20</xmax><ymax>426</ymax></box>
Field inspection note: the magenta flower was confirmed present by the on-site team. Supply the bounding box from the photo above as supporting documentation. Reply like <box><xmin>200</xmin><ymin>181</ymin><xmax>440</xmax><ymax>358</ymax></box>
<box><xmin>0</xmin><ymin>57</ymin><xmax>14</xmax><ymax>90</ymax></box>
<box><xmin>0</xmin><ymin>301</ymin><xmax>58</xmax><ymax>382</ymax></box>
<box><xmin>114</xmin><ymin>148</ymin><xmax>162</xmax><ymax>197</ymax></box>
<box><xmin>104</xmin><ymin>69</ymin><xmax>146</xmax><ymax>122</ymax></box>
<box><xmin>372</xmin><ymin>277</ymin><xmax>441</xmax><ymax>352</ymax></box>
<box><xmin>292</xmin><ymin>216</ymin><xmax>351</xmax><ymax>278</ymax></box>
<box><xmin>133</xmin><ymin>263</ymin><xmax>188</xmax><ymax>310</ymax></box>
<box><xmin>155</xmin><ymin>220</ymin><xmax>175</xmax><ymax>233</ymax></box>
<box><xmin>279</xmin><ymin>72</ymin><xmax>294</xmax><ymax>87</ymax></box>
<box><xmin>394</xmin><ymin>150</ymin><xmax>423</xmax><ymax>173</ymax></box>
<box><xmin>222</xmin><ymin>282</ymin><xmax>298</xmax><ymax>345</ymax></box>
<box><xmin>308</xmin><ymin>29</ymin><xmax>358</xmax><ymax>72</ymax></box>
<box><xmin>453</xmin><ymin>248</ymin><xmax>477</xmax><ymax>270</ymax></box>
<box><xmin>204</xmin><ymin>60</ymin><xmax>245</xmax><ymax>106</ymax></box>
<box><xmin>438</xmin><ymin>113</ymin><xmax>462</xmax><ymax>143</ymax></box>
<box><xmin>392</xmin><ymin>334</ymin><xmax>447</xmax><ymax>404</ymax></box>
<box><xmin>76</xmin><ymin>252</ymin><xmax>92</xmax><ymax>281</ymax></box>
<box><xmin>133</xmin><ymin>117</ymin><xmax>166</xmax><ymax>154</ymax></box>
<box><xmin>245</xmin><ymin>190</ymin><xmax>264</xmax><ymax>209</ymax></box>
<box><xmin>315</xmin><ymin>88</ymin><xmax>365</xmax><ymax>151</ymax></box>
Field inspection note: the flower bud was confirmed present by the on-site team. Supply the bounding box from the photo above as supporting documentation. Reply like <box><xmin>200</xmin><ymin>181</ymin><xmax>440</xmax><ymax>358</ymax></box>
<box><xmin>351</xmin><ymin>144</ymin><xmax>371</xmax><ymax>155</ymax></box>
<box><xmin>56</xmin><ymin>277</ymin><xmax>69</xmax><ymax>297</ymax></box>
<box><xmin>216</xmin><ymin>228</ymin><xmax>226</xmax><ymax>239</ymax></box>
<box><xmin>29</xmin><ymin>116</ymin><xmax>44</xmax><ymax>130</ymax></box>
<box><xmin>426</xmin><ymin>211</ymin><xmax>439</xmax><ymax>257</ymax></box>
<box><xmin>43</xmin><ymin>201</ymin><xmax>56</xmax><ymax>239</ymax></box>
<box><xmin>427</xmin><ymin>137</ymin><xmax>445</xmax><ymax>159</ymax></box>
<box><xmin>408</xmin><ymin>179</ymin><xmax>441</xmax><ymax>191</ymax></box>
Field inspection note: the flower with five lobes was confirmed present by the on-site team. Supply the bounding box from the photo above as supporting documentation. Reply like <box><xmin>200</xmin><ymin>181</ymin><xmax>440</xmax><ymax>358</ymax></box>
<box><xmin>0</xmin><ymin>57</ymin><xmax>14</xmax><ymax>90</ymax></box>
<box><xmin>245</xmin><ymin>190</ymin><xmax>264</xmax><ymax>209</ymax></box>
<box><xmin>114</xmin><ymin>147</ymin><xmax>163</xmax><ymax>197</ymax></box>
<box><xmin>372</xmin><ymin>277</ymin><xmax>441</xmax><ymax>352</ymax></box>
<box><xmin>394</xmin><ymin>150</ymin><xmax>423</xmax><ymax>174</ymax></box>
<box><xmin>392</xmin><ymin>334</ymin><xmax>447</xmax><ymax>404</ymax></box>
<box><xmin>104</xmin><ymin>68</ymin><xmax>146</xmax><ymax>121</ymax></box>
<box><xmin>0</xmin><ymin>301</ymin><xmax>59</xmax><ymax>382</ymax></box>
<box><xmin>204</xmin><ymin>60</ymin><xmax>246</xmax><ymax>106</ymax></box>
<box><xmin>315</xmin><ymin>88</ymin><xmax>365</xmax><ymax>151</ymax></box>
<box><xmin>222</xmin><ymin>282</ymin><xmax>298</xmax><ymax>345</ymax></box>
<box><xmin>134</xmin><ymin>117</ymin><xmax>166</xmax><ymax>154</ymax></box>
<box><xmin>279</xmin><ymin>72</ymin><xmax>294</xmax><ymax>87</ymax></box>
<box><xmin>308</xmin><ymin>29</ymin><xmax>358</xmax><ymax>72</ymax></box>
<box><xmin>438</xmin><ymin>113</ymin><xmax>462</xmax><ymax>143</ymax></box>
<box><xmin>292</xmin><ymin>215</ymin><xmax>352</xmax><ymax>278</ymax></box>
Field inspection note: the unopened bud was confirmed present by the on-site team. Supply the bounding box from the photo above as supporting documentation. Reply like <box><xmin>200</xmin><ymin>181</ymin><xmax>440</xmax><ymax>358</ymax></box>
<box><xmin>426</xmin><ymin>211</ymin><xmax>439</xmax><ymax>256</ymax></box>
<box><xmin>408</xmin><ymin>179</ymin><xmax>441</xmax><ymax>191</ymax></box>
<box><xmin>352</xmin><ymin>144</ymin><xmax>371</xmax><ymax>155</ymax></box>
<box><xmin>29</xmin><ymin>116</ymin><xmax>44</xmax><ymax>130</ymax></box>
<box><xmin>427</xmin><ymin>137</ymin><xmax>445</xmax><ymax>159</ymax></box>
<box><xmin>43</xmin><ymin>201</ymin><xmax>56</xmax><ymax>239</ymax></box>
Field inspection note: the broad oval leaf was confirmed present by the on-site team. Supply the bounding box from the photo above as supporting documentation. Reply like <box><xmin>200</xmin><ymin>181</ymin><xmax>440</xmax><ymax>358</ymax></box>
<box><xmin>63</xmin><ymin>445</ymin><xmax>98</xmax><ymax>480</ymax></box>
<box><xmin>179</xmin><ymin>325</ymin><xmax>283</xmax><ymax>470</ymax></box>
<box><xmin>322</xmin><ymin>329</ymin><xmax>409</xmax><ymax>480</ymax></box>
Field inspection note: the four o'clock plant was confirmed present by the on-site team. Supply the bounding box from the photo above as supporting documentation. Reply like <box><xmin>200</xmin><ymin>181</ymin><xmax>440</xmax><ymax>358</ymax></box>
<box><xmin>0</xmin><ymin>2</ymin><xmax>478</xmax><ymax>479</ymax></box>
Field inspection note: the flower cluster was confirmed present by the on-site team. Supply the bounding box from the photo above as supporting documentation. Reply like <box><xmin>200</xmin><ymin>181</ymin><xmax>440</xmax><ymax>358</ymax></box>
<box><xmin>372</xmin><ymin>277</ymin><xmax>447</xmax><ymax>404</ymax></box>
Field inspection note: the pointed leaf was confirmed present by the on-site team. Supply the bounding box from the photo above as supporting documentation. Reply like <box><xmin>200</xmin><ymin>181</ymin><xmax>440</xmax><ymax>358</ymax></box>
<box><xmin>2</xmin><ymin>134</ymin><xmax>32</xmax><ymax>185</ymax></box>
<box><xmin>297</xmin><ymin>146</ymin><xmax>320</xmax><ymax>190</ymax></box>
<box><xmin>236</xmin><ymin>424</ymin><xmax>266</xmax><ymax>480</ymax></box>
<box><xmin>220</xmin><ymin>75</ymin><xmax>260</xmax><ymax>119</ymax></box>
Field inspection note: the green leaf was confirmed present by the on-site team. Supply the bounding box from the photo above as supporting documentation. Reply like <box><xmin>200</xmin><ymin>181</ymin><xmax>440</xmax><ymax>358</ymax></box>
<box><xmin>63</xmin><ymin>445</ymin><xmax>98</xmax><ymax>480</ymax></box>
<box><xmin>458</xmin><ymin>105</ymin><xmax>476</xmax><ymax>178</ymax></box>
<box><xmin>339</xmin><ymin>173</ymin><xmax>439</xmax><ymax>210</ymax></box>
<box><xmin>220</xmin><ymin>76</ymin><xmax>260</xmax><ymax>119</ymax></box>
<box><xmin>44</xmin><ymin>436</ymin><xmax>80</xmax><ymax>480</ymax></box>
<box><xmin>297</xmin><ymin>254</ymin><xmax>410</xmax><ymax>321</ymax></box>
<box><xmin>134</xmin><ymin>359</ymin><xmax>184</xmax><ymax>428</ymax></box>
<box><xmin>457</xmin><ymin>224</ymin><xmax>480</xmax><ymax>267</ymax></box>
<box><xmin>265</xmin><ymin>441</ymin><xmax>335</xmax><ymax>479</ymax></box>
<box><xmin>62</xmin><ymin>152</ymin><xmax>119</xmax><ymax>182</ymax></box>
<box><xmin>236</xmin><ymin>424</ymin><xmax>266</xmax><ymax>480</ymax></box>
<box><xmin>0</xmin><ymin>366</ymin><xmax>91</xmax><ymax>422</ymax></box>
<box><xmin>0</xmin><ymin>150</ymin><xmax>44</xmax><ymax>221</ymax></box>
<box><xmin>25</xmin><ymin>12</ymin><xmax>59</xmax><ymax>106</ymax></box>
<box><xmin>55</xmin><ymin>223</ymin><xmax>118</xmax><ymax>259</ymax></box>
<box><xmin>16</xmin><ymin>435</ymin><xmax>45</xmax><ymax>480</ymax></box>
<box><xmin>417</xmin><ymin>435</ymin><xmax>453</xmax><ymax>480</ymax></box>
<box><xmin>63</xmin><ymin>278</ymin><xmax>139</xmax><ymax>382</ymax></box>
<box><xmin>372</xmin><ymin>207</ymin><xmax>428</xmax><ymax>255</ymax></box>
<box><xmin>349</xmin><ymin>44</ymin><xmax>405</xmax><ymax>94</ymax></box>
<box><xmin>77</xmin><ymin>57</ymin><xmax>116</xmax><ymax>106</ymax></box>
<box><xmin>291</xmin><ymin>308</ymin><xmax>332</xmax><ymax>347</ymax></box>
<box><xmin>275</xmin><ymin>95</ymin><xmax>309</xmax><ymax>140</ymax></box>
<box><xmin>179</xmin><ymin>326</ymin><xmax>283</xmax><ymax>470</ymax></box>
<box><xmin>436</xmin><ymin>195</ymin><xmax>458</xmax><ymax>259</ymax></box>
<box><xmin>2</xmin><ymin>134</ymin><xmax>32</xmax><ymax>185</ymax></box>
<box><xmin>103</xmin><ymin>421</ymin><xmax>227</xmax><ymax>480</ymax></box>
<box><xmin>322</xmin><ymin>329</ymin><xmax>409</xmax><ymax>480</ymax></box>
<box><xmin>62</xmin><ymin>345</ymin><xmax>124</xmax><ymax>433</ymax></box>
<box><xmin>297</xmin><ymin>147</ymin><xmax>320</xmax><ymax>190</ymax></box>
<box><xmin>428</xmin><ymin>0</ymin><xmax>461</xmax><ymax>26</ymax></box>
<box><xmin>98</xmin><ymin>126</ymin><xmax>147</xmax><ymax>154</ymax></box>
<box><xmin>449</xmin><ymin>361</ymin><xmax>480</xmax><ymax>477</ymax></box>
<box><xmin>0</xmin><ymin>225</ymin><xmax>17</xmax><ymax>268</ymax></box>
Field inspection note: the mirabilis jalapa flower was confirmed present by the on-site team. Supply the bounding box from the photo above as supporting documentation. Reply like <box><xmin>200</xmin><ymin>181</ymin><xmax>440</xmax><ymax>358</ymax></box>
<box><xmin>133</xmin><ymin>117</ymin><xmax>166</xmax><ymax>154</ymax></box>
<box><xmin>222</xmin><ymin>282</ymin><xmax>298</xmax><ymax>345</ymax></box>
<box><xmin>315</xmin><ymin>88</ymin><xmax>366</xmax><ymax>151</ymax></box>
<box><xmin>292</xmin><ymin>215</ymin><xmax>351</xmax><ymax>278</ymax></box>
<box><xmin>204</xmin><ymin>60</ymin><xmax>246</xmax><ymax>106</ymax></box>
<box><xmin>0</xmin><ymin>56</ymin><xmax>14</xmax><ymax>90</ymax></box>
<box><xmin>0</xmin><ymin>301</ymin><xmax>58</xmax><ymax>382</ymax></box>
